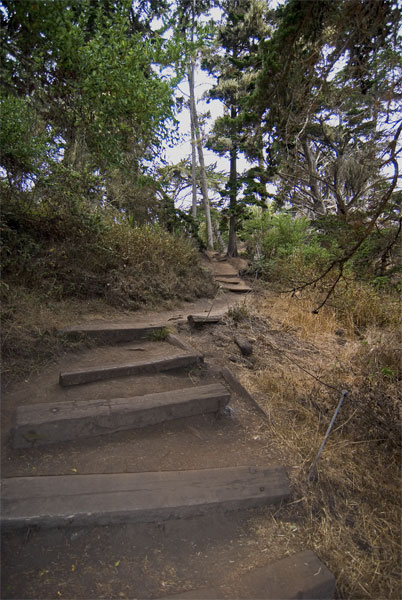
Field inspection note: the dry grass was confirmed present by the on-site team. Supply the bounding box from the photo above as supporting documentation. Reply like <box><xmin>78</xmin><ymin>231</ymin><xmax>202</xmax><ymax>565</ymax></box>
<box><xmin>1</xmin><ymin>288</ymin><xmax>107</xmax><ymax>386</ymax></box>
<box><xmin>331</xmin><ymin>280</ymin><xmax>401</xmax><ymax>333</ymax></box>
<box><xmin>239</xmin><ymin>290</ymin><xmax>401</xmax><ymax>599</ymax></box>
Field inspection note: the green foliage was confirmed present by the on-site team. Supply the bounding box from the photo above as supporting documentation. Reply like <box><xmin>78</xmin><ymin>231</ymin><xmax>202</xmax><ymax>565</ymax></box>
<box><xmin>1</xmin><ymin>0</ymin><xmax>176</xmax><ymax>191</ymax></box>
<box><xmin>147</xmin><ymin>327</ymin><xmax>173</xmax><ymax>341</ymax></box>
<box><xmin>241</xmin><ymin>205</ymin><xmax>401</xmax><ymax>332</ymax></box>
<box><xmin>381</xmin><ymin>367</ymin><xmax>396</xmax><ymax>381</ymax></box>
<box><xmin>243</xmin><ymin>209</ymin><xmax>310</xmax><ymax>256</ymax></box>
<box><xmin>0</xmin><ymin>95</ymin><xmax>53</xmax><ymax>181</ymax></box>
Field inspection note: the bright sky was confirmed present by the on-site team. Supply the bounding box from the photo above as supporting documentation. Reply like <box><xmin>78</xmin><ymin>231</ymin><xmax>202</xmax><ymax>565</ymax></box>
<box><xmin>161</xmin><ymin>3</ymin><xmax>282</xmax><ymax>209</ymax></box>
<box><xmin>164</xmin><ymin>66</ymin><xmax>277</xmax><ymax>209</ymax></box>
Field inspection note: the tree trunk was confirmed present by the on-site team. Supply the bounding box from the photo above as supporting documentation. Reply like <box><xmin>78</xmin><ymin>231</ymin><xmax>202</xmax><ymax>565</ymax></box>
<box><xmin>256</xmin><ymin>125</ymin><xmax>268</xmax><ymax>209</ymax></box>
<box><xmin>227</xmin><ymin>104</ymin><xmax>238</xmax><ymax>257</ymax></box>
<box><xmin>188</xmin><ymin>60</ymin><xmax>214</xmax><ymax>250</ymax></box>
<box><xmin>189</xmin><ymin>88</ymin><xmax>198</xmax><ymax>220</ymax></box>
<box><xmin>302</xmin><ymin>137</ymin><xmax>326</xmax><ymax>215</ymax></box>
<box><xmin>212</xmin><ymin>219</ymin><xmax>226</xmax><ymax>253</ymax></box>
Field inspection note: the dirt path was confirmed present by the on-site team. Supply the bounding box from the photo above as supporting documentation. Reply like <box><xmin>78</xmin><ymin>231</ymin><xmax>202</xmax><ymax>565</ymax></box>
<box><xmin>1</xmin><ymin>258</ymin><xmax>337</xmax><ymax>600</ymax></box>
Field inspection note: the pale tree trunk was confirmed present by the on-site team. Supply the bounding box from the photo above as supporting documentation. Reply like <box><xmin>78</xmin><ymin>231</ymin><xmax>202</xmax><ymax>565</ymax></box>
<box><xmin>188</xmin><ymin>59</ymin><xmax>214</xmax><ymax>250</ymax></box>
<box><xmin>212</xmin><ymin>219</ymin><xmax>226</xmax><ymax>253</ymax></box>
<box><xmin>227</xmin><ymin>105</ymin><xmax>238</xmax><ymax>257</ymax></box>
<box><xmin>190</xmin><ymin>95</ymin><xmax>197</xmax><ymax>220</ymax></box>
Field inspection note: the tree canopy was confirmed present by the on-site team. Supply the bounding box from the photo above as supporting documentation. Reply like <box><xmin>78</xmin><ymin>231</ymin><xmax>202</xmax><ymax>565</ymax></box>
<box><xmin>1</xmin><ymin>0</ymin><xmax>400</xmax><ymax>289</ymax></box>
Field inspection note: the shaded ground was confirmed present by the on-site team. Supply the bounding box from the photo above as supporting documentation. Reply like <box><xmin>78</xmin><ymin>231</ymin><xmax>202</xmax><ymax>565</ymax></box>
<box><xmin>2</xmin><ymin>284</ymin><xmax>400</xmax><ymax>599</ymax></box>
<box><xmin>1</xmin><ymin>289</ymin><xmax>294</xmax><ymax>600</ymax></box>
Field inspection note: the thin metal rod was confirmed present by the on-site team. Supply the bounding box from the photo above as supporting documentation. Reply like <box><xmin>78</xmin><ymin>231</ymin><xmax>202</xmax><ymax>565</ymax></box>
<box><xmin>308</xmin><ymin>389</ymin><xmax>349</xmax><ymax>481</ymax></box>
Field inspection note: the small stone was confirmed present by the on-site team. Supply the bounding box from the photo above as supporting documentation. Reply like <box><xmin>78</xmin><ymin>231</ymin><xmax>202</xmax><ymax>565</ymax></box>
<box><xmin>234</xmin><ymin>334</ymin><xmax>253</xmax><ymax>356</ymax></box>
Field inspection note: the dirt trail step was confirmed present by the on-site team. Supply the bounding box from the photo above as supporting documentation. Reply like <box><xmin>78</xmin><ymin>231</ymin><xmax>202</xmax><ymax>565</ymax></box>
<box><xmin>210</xmin><ymin>263</ymin><xmax>239</xmax><ymax>278</ymax></box>
<box><xmin>163</xmin><ymin>550</ymin><xmax>335</xmax><ymax>600</ymax></box>
<box><xmin>58</xmin><ymin>323</ymin><xmax>167</xmax><ymax>344</ymax></box>
<box><xmin>59</xmin><ymin>352</ymin><xmax>201</xmax><ymax>386</ymax></box>
<box><xmin>12</xmin><ymin>383</ymin><xmax>230</xmax><ymax>448</ymax></box>
<box><xmin>203</xmin><ymin>254</ymin><xmax>252</xmax><ymax>293</ymax></box>
<box><xmin>2</xmin><ymin>465</ymin><xmax>290</xmax><ymax>530</ymax></box>
<box><xmin>218</xmin><ymin>281</ymin><xmax>252</xmax><ymax>292</ymax></box>
<box><xmin>215</xmin><ymin>277</ymin><xmax>243</xmax><ymax>284</ymax></box>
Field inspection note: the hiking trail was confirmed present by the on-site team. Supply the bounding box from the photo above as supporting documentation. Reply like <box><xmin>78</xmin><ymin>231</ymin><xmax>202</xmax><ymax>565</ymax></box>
<box><xmin>1</xmin><ymin>253</ymin><xmax>335</xmax><ymax>599</ymax></box>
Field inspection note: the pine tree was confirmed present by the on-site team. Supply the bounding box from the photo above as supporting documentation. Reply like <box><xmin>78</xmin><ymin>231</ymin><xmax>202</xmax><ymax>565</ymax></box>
<box><xmin>205</xmin><ymin>0</ymin><xmax>270</xmax><ymax>256</ymax></box>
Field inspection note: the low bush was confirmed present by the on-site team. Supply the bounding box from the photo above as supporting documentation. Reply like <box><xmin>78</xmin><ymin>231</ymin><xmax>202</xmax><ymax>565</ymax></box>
<box><xmin>1</xmin><ymin>191</ymin><xmax>215</xmax><ymax>383</ymax></box>
<box><xmin>1</xmin><ymin>194</ymin><xmax>214</xmax><ymax>309</ymax></box>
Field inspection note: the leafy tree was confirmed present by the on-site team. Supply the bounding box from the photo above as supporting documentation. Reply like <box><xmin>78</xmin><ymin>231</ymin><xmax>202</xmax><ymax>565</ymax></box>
<box><xmin>1</xmin><ymin>0</ymin><xmax>176</xmax><ymax>219</ymax></box>
<box><xmin>251</xmin><ymin>0</ymin><xmax>401</xmax><ymax>215</ymax></box>
<box><xmin>242</xmin><ymin>0</ymin><xmax>402</xmax><ymax>306</ymax></box>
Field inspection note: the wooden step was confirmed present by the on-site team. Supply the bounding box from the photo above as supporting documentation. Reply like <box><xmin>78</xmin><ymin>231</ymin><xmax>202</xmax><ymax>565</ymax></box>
<box><xmin>219</xmin><ymin>281</ymin><xmax>252</xmax><ymax>292</ymax></box>
<box><xmin>58</xmin><ymin>324</ymin><xmax>166</xmax><ymax>344</ymax></box>
<box><xmin>211</xmin><ymin>271</ymin><xmax>239</xmax><ymax>279</ymax></box>
<box><xmin>59</xmin><ymin>353</ymin><xmax>200</xmax><ymax>387</ymax></box>
<box><xmin>163</xmin><ymin>550</ymin><xmax>335</xmax><ymax>599</ymax></box>
<box><xmin>215</xmin><ymin>277</ymin><xmax>242</xmax><ymax>284</ymax></box>
<box><xmin>210</xmin><ymin>265</ymin><xmax>239</xmax><ymax>278</ymax></box>
<box><xmin>188</xmin><ymin>315</ymin><xmax>222</xmax><ymax>328</ymax></box>
<box><xmin>12</xmin><ymin>383</ymin><xmax>231</xmax><ymax>448</ymax></box>
<box><xmin>1</xmin><ymin>465</ymin><xmax>290</xmax><ymax>530</ymax></box>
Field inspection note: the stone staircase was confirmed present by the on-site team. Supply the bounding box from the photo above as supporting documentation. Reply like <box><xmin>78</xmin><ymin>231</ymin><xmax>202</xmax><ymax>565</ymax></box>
<box><xmin>1</xmin><ymin>277</ymin><xmax>335</xmax><ymax>598</ymax></box>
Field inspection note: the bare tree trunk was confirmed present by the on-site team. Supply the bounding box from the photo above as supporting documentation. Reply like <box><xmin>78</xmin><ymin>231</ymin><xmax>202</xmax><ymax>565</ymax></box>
<box><xmin>302</xmin><ymin>137</ymin><xmax>326</xmax><ymax>215</ymax></box>
<box><xmin>256</xmin><ymin>125</ymin><xmax>268</xmax><ymax>210</ymax></box>
<box><xmin>227</xmin><ymin>144</ymin><xmax>238</xmax><ymax>257</ymax></box>
<box><xmin>212</xmin><ymin>219</ymin><xmax>226</xmax><ymax>253</ymax></box>
<box><xmin>227</xmin><ymin>103</ymin><xmax>238</xmax><ymax>257</ymax></box>
<box><xmin>189</xmin><ymin>93</ymin><xmax>198</xmax><ymax>220</ymax></box>
<box><xmin>188</xmin><ymin>60</ymin><xmax>214</xmax><ymax>250</ymax></box>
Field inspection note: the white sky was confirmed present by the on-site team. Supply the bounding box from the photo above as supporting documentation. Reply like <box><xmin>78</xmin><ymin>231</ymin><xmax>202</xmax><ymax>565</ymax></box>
<box><xmin>160</xmin><ymin>3</ymin><xmax>282</xmax><ymax>209</ymax></box>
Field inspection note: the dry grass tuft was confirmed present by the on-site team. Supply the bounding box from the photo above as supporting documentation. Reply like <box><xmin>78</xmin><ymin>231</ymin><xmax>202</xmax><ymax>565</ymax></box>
<box><xmin>240</xmin><ymin>290</ymin><xmax>401</xmax><ymax>599</ymax></box>
<box><xmin>331</xmin><ymin>280</ymin><xmax>401</xmax><ymax>332</ymax></box>
<box><xmin>0</xmin><ymin>287</ymin><xmax>116</xmax><ymax>386</ymax></box>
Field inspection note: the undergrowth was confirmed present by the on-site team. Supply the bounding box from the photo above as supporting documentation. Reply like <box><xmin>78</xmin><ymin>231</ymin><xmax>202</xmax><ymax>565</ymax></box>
<box><xmin>244</xmin><ymin>291</ymin><xmax>401</xmax><ymax>599</ymax></box>
<box><xmin>1</xmin><ymin>194</ymin><xmax>215</xmax><ymax>384</ymax></box>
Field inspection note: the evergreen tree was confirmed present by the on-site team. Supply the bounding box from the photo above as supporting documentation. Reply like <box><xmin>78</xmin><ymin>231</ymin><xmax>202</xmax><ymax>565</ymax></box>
<box><xmin>205</xmin><ymin>0</ymin><xmax>270</xmax><ymax>256</ymax></box>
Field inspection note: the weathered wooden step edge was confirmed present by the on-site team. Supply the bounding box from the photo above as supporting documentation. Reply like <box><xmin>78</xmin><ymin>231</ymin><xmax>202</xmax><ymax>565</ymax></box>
<box><xmin>220</xmin><ymin>367</ymin><xmax>268</xmax><ymax>420</ymax></box>
<box><xmin>166</xmin><ymin>333</ymin><xmax>203</xmax><ymax>360</ymax></box>
<box><xmin>218</xmin><ymin>281</ymin><xmax>252</xmax><ymax>292</ymax></box>
<box><xmin>215</xmin><ymin>277</ymin><xmax>242</xmax><ymax>284</ymax></box>
<box><xmin>211</xmin><ymin>271</ymin><xmax>239</xmax><ymax>279</ymax></box>
<box><xmin>187</xmin><ymin>315</ymin><xmax>222</xmax><ymax>328</ymax></box>
<box><xmin>1</xmin><ymin>465</ymin><xmax>290</xmax><ymax>530</ymax></box>
<box><xmin>59</xmin><ymin>353</ymin><xmax>200</xmax><ymax>386</ymax></box>
<box><xmin>58</xmin><ymin>323</ymin><xmax>167</xmax><ymax>344</ymax></box>
<box><xmin>162</xmin><ymin>550</ymin><xmax>335</xmax><ymax>600</ymax></box>
<box><xmin>12</xmin><ymin>383</ymin><xmax>230</xmax><ymax>448</ymax></box>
